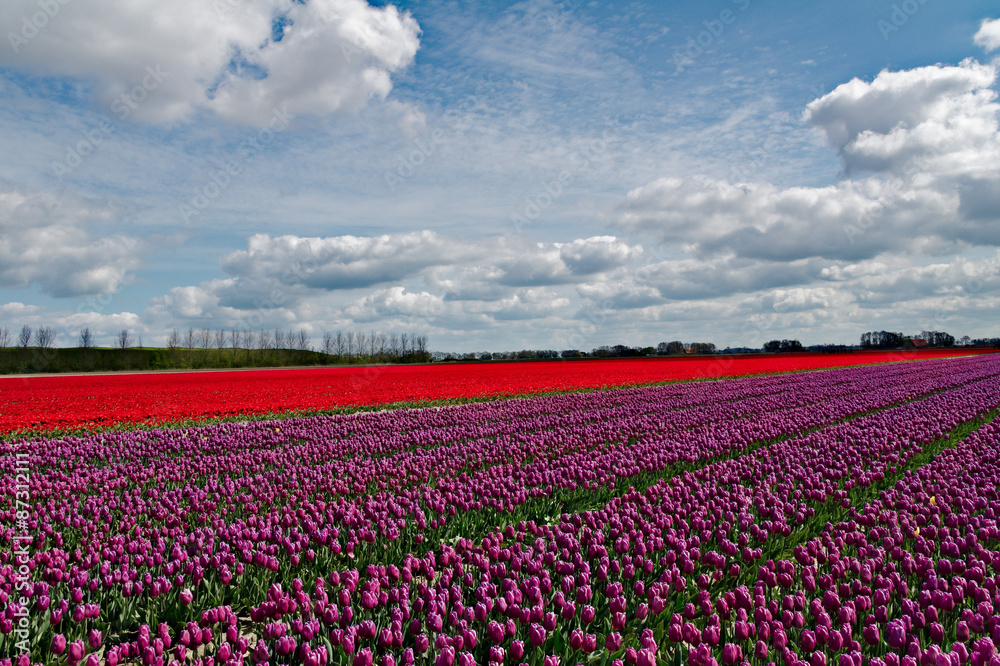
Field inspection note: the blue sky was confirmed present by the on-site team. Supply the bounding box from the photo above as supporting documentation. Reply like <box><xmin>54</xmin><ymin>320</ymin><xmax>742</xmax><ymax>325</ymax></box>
<box><xmin>1</xmin><ymin>0</ymin><xmax>999</xmax><ymax>352</ymax></box>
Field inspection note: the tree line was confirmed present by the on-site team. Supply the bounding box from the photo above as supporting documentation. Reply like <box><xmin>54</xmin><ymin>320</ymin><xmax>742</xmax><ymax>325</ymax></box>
<box><xmin>0</xmin><ymin>324</ymin><xmax>430</xmax><ymax>374</ymax></box>
<box><xmin>163</xmin><ymin>326</ymin><xmax>429</xmax><ymax>364</ymax></box>
<box><xmin>860</xmin><ymin>330</ymin><xmax>956</xmax><ymax>349</ymax></box>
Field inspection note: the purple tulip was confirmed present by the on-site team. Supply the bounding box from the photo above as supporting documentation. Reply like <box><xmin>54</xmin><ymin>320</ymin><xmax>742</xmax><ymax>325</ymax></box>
<box><xmin>721</xmin><ymin>643</ymin><xmax>743</xmax><ymax>665</ymax></box>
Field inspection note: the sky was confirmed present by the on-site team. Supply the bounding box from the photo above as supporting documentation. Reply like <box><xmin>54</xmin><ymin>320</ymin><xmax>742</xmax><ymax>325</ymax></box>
<box><xmin>1</xmin><ymin>0</ymin><xmax>999</xmax><ymax>353</ymax></box>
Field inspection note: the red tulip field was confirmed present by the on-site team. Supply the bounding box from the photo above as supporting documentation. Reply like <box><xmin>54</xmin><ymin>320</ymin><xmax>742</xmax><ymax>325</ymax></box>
<box><xmin>2</xmin><ymin>352</ymin><xmax>1000</xmax><ymax>666</ymax></box>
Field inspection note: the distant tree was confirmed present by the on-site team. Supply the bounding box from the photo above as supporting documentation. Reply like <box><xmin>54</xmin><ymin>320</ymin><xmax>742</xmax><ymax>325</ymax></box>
<box><xmin>767</xmin><ymin>339</ymin><xmax>803</xmax><ymax>352</ymax></box>
<box><xmin>297</xmin><ymin>330</ymin><xmax>310</xmax><ymax>351</ymax></box>
<box><xmin>185</xmin><ymin>327</ymin><xmax>195</xmax><ymax>350</ymax></box>
<box><xmin>241</xmin><ymin>329</ymin><xmax>254</xmax><ymax>353</ymax></box>
<box><xmin>229</xmin><ymin>329</ymin><xmax>239</xmax><ymax>351</ymax></box>
<box><xmin>919</xmin><ymin>330</ymin><xmax>954</xmax><ymax>347</ymax></box>
<box><xmin>335</xmin><ymin>330</ymin><xmax>346</xmax><ymax>357</ymax></box>
<box><xmin>690</xmin><ymin>342</ymin><xmax>716</xmax><ymax>354</ymax></box>
<box><xmin>79</xmin><ymin>327</ymin><xmax>95</xmax><ymax>349</ymax></box>
<box><xmin>658</xmin><ymin>340</ymin><xmax>685</xmax><ymax>355</ymax></box>
<box><xmin>861</xmin><ymin>331</ymin><xmax>905</xmax><ymax>349</ymax></box>
<box><xmin>0</xmin><ymin>325</ymin><xmax>11</xmax><ymax>349</ymax></box>
<box><xmin>18</xmin><ymin>325</ymin><xmax>32</xmax><ymax>349</ymax></box>
<box><xmin>322</xmin><ymin>331</ymin><xmax>334</xmax><ymax>356</ymax></box>
<box><xmin>257</xmin><ymin>329</ymin><xmax>272</xmax><ymax>351</ymax></box>
<box><xmin>345</xmin><ymin>330</ymin><xmax>356</xmax><ymax>359</ymax></box>
<box><xmin>274</xmin><ymin>328</ymin><xmax>286</xmax><ymax>350</ymax></box>
<box><xmin>215</xmin><ymin>329</ymin><xmax>227</xmax><ymax>350</ymax></box>
<box><xmin>167</xmin><ymin>328</ymin><xmax>180</xmax><ymax>350</ymax></box>
<box><xmin>199</xmin><ymin>328</ymin><xmax>212</xmax><ymax>350</ymax></box>
<box><xmin>35</xmin><ymin>326</ymin><xmax>55</xmax><ymax>349</ymax></box>
<box><xmin>116</xmin><ymin>329</ymin><xmax>133</xmax><ymax>350</ymax></box>
<box><xmin>959</xmin><ymin>335</ymin><xmax>971</xmax><ymax>346</ymax></box>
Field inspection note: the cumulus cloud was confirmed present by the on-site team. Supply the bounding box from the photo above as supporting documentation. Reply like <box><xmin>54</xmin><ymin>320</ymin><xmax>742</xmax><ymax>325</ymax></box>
<box><xmin>343</xmin><ymin>286</ymin><xmax>446</xmax><ymax>322</ymax></box>
<box><xmin>619</xmin><ymin>55</ymin><xmax>1000</xmax><ymax>279</ymax></box>
<box><xmin>0</xmin><ymin>0</ymin><xmax>420</xmax><ymax>125</ymax></box>
<box><xmin>802</xmin><ymin>59</ymin><xmax>998</xmax><ymax>176</ymax></box>
<box><xmin>975</xmin><ymin>17</ymin><xmax>1000</xmax><ymax>52</ymax></box>
<box><xmin>218</xmin><ymin>231</ymin><xmax>469</xmax><ymax>308</ymax></box>
<box><xmin>145</xmin><ymin>231</ymin><xmax>644</xmax><ymax>335</ymax></box>
<box><xmin>0</xmin><ymin>184</ymin><xmax>143</xmax><ymax>297</ymax></box>
<box><xmin>494</xmin><ymin>236</ymin><xmax>642</xmax><ymax>287</ymax></box>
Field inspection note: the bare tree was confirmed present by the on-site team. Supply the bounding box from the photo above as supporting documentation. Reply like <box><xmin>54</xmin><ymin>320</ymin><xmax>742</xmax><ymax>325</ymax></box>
<box><xmin>215</xmin><ymin>329</ymin><xmax>227</xmax><ymax>350</ymax></box>
<box><xmin>199</xmin><ymin>328</ymin><xmax>212</xmax><ymax>350</ymax></box>
<box><xmin>185</xmin><ymin>327</ymin><xmax>195</xmax><ymax>350</ymax></box>
<box><xmin>79</xmin><ymin>328</ymin><xmax>95</xmax><ymax>349</ymax></box>
<box><xmin>18</xmin><ymin>325</ymin><xmax>32</xmax><ymax>349</ymax></box>
<box><xmin>375</xmin><ymin>332</ymin><xmax>387</xmax><ymax>360</ymax></box>
<box><xmin>257</xmin><ymin>329</ymin><xmax>272</xmax><ymax>351</ymax></box>
<box><xmin>274</xmin><ymin>328</ymin><xmax>286</xmax><ymax>350</ymax></box>
<box><xmin>322</xmin><ymin>331</ymin><xmax>334</xmax><ymax>356</ymax></box>
<box><xmin>35</xmin><ymin>326</ymin><xmax>55</xmax><ymax>349</ymax></box>
<box><xmin>116</xmin><ymin>329</ymin><xmax>133</xmax><ymax>350</ymax></box>
<box><xmin>415</xmin><ymin>334</ymin><xmax>428</xmax><ymax>356</ymax></box>
<box><xmin>345</xmin><ymin>330</ymin><xmax>355</xmax><ymax>360</ymax></box>
<box><xmin>229</xmin><ymin>329</ymin><xmax>239</xmax><ymax>351</ymax></box>
<box><xmin>0</xmin><ymin>325</ymin><xmax>11</xmax><ymax>349</ymax></box>
<box><xmin>400</xmin><ymin>332</ymin><xmax>410</xmax><ymax>356</ymax></box>
<box><xmin>388</xmin><ymin>332</ymin><xmax>400</xmax><ymax>359</ymax></box>
<box><xmin>241</xmin><ymin>328</ymin><xmax>254</xmax><ymax>356</ymax></box>
<box><xmin>297</xmin><ymin>330</ymin><xmax>310</xmax><ymax>351</ymax></box>
<box><xmin>167</xmin><ymin>328</ymin><xmax>180</xmax><ymax>350</ymax></box>
<box><xmin>286</xmin><ymin>329</ymin><xmax>295</xmax><ymax>351</ymax></box>
<box><xmin>334</xmin><ymin>330</ymin><xmax>345</xmax><ymax>357</ymax></box>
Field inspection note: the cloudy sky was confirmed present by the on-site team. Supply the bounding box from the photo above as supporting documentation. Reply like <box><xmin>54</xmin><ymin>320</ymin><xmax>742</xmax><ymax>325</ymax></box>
<box><xmin>1</xmin><ymin>0</ymin><xmax>999</xmax><ymax>352</ymax></box>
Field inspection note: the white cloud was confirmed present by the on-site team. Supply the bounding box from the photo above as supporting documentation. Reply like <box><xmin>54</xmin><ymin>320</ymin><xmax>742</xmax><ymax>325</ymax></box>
<box><xmin>0</xmin><ymin>184</ymin><xmax>144</xmax><ymax>297</ymax></box>
<box><xmin>802</xmin><ymin>59</ymin><xmax>998</xmax><ymax>176</ymax></box>
<box><xmin>619</xmin><ymin>57</ymin><xmax>1000</xmax><ymax>270</ymax></box>
<box><xmin>974</xmin><ymin>17</ymin><xmax>1000</xmax><ymax>52</ymax></box>
<box><xmin>0</xmin><ymin>0</ymin><xmax>420</xmax><ymax>126</ymax></box>
<box><xmin>219</xmin><ymin>231</ymin><xmax>469</xmax><ymax>303</ymax></box>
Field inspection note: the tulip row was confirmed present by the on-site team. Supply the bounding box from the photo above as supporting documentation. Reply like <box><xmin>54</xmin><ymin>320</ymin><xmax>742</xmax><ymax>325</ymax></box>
<box><xmin>1</xmin><ymin>355</ymin><xmax>999</xmax><ymax>665</ymax></box>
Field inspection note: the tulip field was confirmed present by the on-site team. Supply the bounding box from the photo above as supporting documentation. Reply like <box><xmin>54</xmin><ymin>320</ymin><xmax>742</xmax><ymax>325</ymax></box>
<box><xmin>2</xmin><ymin>353</ymin><xmax>1000</xmax><ymax>666</ymax></box>
<box><xmin>1</xmin><ymin>349</ymin><xmax>993</xmax><ymax>434</ymax></box>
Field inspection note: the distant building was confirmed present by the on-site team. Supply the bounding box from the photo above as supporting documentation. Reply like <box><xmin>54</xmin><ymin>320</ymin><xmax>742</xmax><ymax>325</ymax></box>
<box><xmin>911</xmin><ymin>338</ymin><xmax>929</xmax><ymax>348</ymax></box>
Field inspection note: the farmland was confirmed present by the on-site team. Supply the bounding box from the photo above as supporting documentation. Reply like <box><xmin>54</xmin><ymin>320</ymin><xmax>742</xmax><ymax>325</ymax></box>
<box><xmin>2</xmin><ymin>353</ymin><xmax>1000</xmax><ymax>665</ymax></box>
<box><xmin>0</xmin><ymin>349</ymin><xmax>993</xmax><ymax>434</ymax></box>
